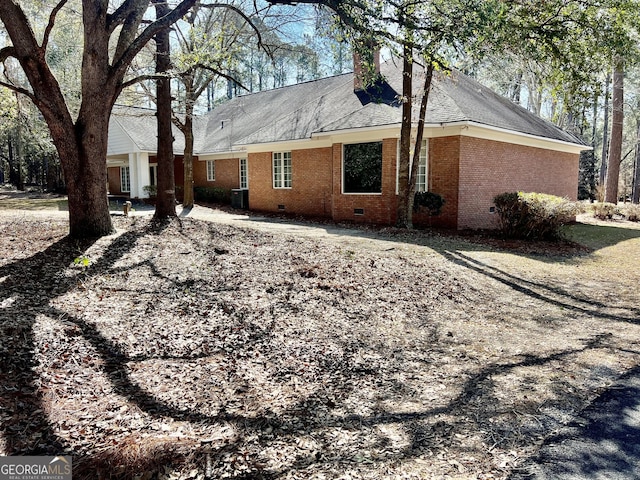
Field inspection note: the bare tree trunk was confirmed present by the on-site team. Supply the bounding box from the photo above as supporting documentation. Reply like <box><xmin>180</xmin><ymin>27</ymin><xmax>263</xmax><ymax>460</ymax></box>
<box><xmin>407</xmin><ymin>62</ymin><xmax>434</xmax><ymax>216</ymax></box>
<box><xmin>181</xmin><ymin>112</ymin><xmax>195</xmax><ymax>209</ymax></box>
<box><xmin>510</xmin><ymin>70</ymin><xmax>522</xmax><ymax>103</ymax></box>
<box><xmin>396</xmin><ymin>42</ymin><xmax>413</xmax><ymax>229</ymax></box>
<box><xmin>7</xmin><ymin>137</ymin><xmax>23</xmax><ymax>190</ymax></box>
<box><xmin>153</xmin><ymin>0</ymin><xmax>177</xmax><ymax>219</ymax></box>
<box><xmin>599</xmin><ymin>71</ymin><xmax>611</xmax><ymax>186</ymax></box>
<box><xmin>181</xmin><ymin>76</ymin><xmax>196</xmax><ymax>209</ymax></box>
<box><xmin>632</xmin><ymin>120</ymin><xmax>640</xmax><ymax>204</ymax></box>
<box><xmin>604</xmin><ymin>57</ymin><xmax>624</xmax><ymax>204</ymax></box>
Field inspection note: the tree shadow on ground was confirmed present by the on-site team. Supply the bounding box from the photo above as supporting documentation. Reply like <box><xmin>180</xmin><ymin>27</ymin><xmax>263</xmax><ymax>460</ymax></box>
<box><xmin>1</xmin><ymin>216</ymin><xmax>637</xmax><ymax>479</ymax></box>
<box><xmin>227</xmin><ymin>210</ymin><xmax>640</xmax><ymax>262</ymax></box>
<box><xmin>0</xmin><ymin>235</ymin><xmax>97</xmax><ymax>455</ymax></box>
<box><xmin>509</xmin><ymin>367</ymin><xmax>640</xmax><ymax>480</ymax></box>
<box><xmin>440</xmin><ymin>250</ymin><xmax>640</xmax><ymax>324</ymax></box>
<box><xmin>0</xmin><ymin>220</ymin><xmax>180</xmax><ymax>455</ymax></box>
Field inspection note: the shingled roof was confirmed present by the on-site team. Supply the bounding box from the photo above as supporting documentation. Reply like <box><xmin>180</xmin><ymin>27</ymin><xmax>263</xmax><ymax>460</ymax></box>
<box><xmin>110</xmin><ymin>56</ymin><xmax>584</xmax><ymax>156</ymax></box>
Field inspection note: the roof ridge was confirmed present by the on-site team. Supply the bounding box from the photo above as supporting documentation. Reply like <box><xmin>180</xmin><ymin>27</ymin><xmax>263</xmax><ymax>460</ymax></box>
<box><xmin>202</xmin><ymin>72</ymin><xmax>354</xmax><ymax>122</ymax></box>
<box><xmin>235</xmin><ymin>71</ymin><xmax>353</xmax><ymax>99</ymax></box>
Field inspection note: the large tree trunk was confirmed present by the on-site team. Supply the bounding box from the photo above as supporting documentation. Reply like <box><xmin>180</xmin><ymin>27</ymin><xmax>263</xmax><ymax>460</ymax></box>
<box><xmin>63</xmin><ymin>117</ymin><xmax>114</xmax><ymax>237</ymax></box>
<box><xmin>604</xmin><ymin>57</ymin><xmax>624</xmax><ymax>204</ymax></box>
<box><xmin>632</xmin><ymin>120</ymin><xmax>640</xmax><ymax>204</ymax></box>
<box><xmin>599</xmin><ymin>71</ymin><xmax>611</xmax><ymax>187</ymax></box>
<box><xmin>181</xmin><ymin>77</ymin><xmax>195</xmax><ymax>209</ymax></box>
<box><xmin>182</xmin><ymin>111</ymin><xmax>195</xmax><ymax>209</ymax></box>
<box><xmin>0</xmin><ymin>0</ymin><xmax>196</xmax><ymax>237</ymax></box>
<box><xmin>153</xmin><ymin>0</ymin><xmax>177</xmax><ymax>218</ymax></box>
<box><xmin>396</xmin><ymin>43</ymin><xmax>413</xmax><ymax>229</ymax></box>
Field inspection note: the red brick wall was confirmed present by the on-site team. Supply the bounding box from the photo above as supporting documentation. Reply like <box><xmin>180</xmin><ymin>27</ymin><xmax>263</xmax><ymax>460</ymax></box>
<box><xmin>331</xmin><ymin>139</ymin><xmax>398</xmax><ymax>225</ymax></box>
<box><xmin>193</xmin><ymin>158</ymin><xmax>240</xmax><ymax>190</ymax></box>
<box><xmin>457</xmin><ymin>137</ymin><xmax>580</xmax><ymax>230</ymax></box>
<box><xmin>413</xmin><ymin>136</ymin><xmax>460</xmax><ymax>229</ymax></box>
<box><xmin>240</xmin><ymin>135</ymin><xmax>579</xmax><ymax>231</ymax></box>
<box><xmin>247</xmin><ymin>148</ymin><xmax>333</xmax><ymax>217</ymax></box>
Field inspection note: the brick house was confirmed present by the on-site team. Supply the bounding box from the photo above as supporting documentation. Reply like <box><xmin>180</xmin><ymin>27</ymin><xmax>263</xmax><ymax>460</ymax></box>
<box><xmin>107</xmin><ymin>55</ymin><xmax>587</xmax><ymax>230</ymax></box>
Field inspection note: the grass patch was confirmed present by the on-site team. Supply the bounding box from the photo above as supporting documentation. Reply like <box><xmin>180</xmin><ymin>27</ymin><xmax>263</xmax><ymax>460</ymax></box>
<box><xmin>563</xmin><ymin>221</ymin><xmax>640</xmax><ymax>251</ymax></box>
<box><xmin>0</xmin><ymin>197</ymin><xmax>68</xmax><ymax>211</ymax></box>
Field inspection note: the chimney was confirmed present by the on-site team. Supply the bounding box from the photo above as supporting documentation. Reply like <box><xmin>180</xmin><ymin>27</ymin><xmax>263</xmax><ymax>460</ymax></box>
<box><xmin>353</xmin><ymin>47</ymin><xmax>380</xmax><ymax>92</ymax></box>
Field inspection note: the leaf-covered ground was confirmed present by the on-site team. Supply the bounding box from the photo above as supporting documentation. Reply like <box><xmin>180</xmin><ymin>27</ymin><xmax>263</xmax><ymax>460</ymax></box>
<box><xmin>1</xmin><ymin>205</ymin><xmax>640</xmax><ymax>479</ymax></box>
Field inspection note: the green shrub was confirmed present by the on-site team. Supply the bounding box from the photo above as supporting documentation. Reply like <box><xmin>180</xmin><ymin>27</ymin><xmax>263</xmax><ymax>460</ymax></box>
<box><xmin>142</xmin><ymin>185</ymin><xmax>157</xmax><ymax>198</ymax></box>
<box><xmin>621</xmin><ymin>204</ymin><xmax>640</xmax><ymax>222</ymax></box>
<box><xmin>493</xmin><ymin>191</ymin><xmax>578</xmax><ymax>240</ymax></box>
<box><xmin>194</xmin><ymin>186</ymin><xmax>231</xmax><ymax>204</ymax></box>
<box><xmin>591</xmin><ymin>202</ymin><xmax>617</xmax><ymax>220</ymax></box>
<box><xmin>413</xmin><ymin>191</ymin><xmax>445</xmax><ymax>215</ymax></box>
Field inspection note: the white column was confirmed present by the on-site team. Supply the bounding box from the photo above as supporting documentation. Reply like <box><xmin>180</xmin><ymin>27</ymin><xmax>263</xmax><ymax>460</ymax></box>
<box><xmin>128</xmin><ymin>153</ymin><xmax>138</xmax><ymax>198</ymax></box>
<box><xmin>128</xmin><ymin>152</ymin><xmax>151</xmax><ymax>198</ymax></box>
<box><xmin>137</xmin><ymin>152</ymin><xmax>150</xmax><ymax>198</ymax></box>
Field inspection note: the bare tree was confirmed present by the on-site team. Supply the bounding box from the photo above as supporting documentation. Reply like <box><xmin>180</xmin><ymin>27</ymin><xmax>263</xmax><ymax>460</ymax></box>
<box><xmin>153</xmin><ymin>0</ymin><xmax>177</xmax><ymax>218</ymax></box>
<box><xmin>632</xmin><ymin>117</ymin><xmax>640</xmax><ymax>204</ymax></box>
<box><xmin>605</xmin><ymin>56</ymin><xmax>624</xmax><ymax>203</ymax></box>
<box><xmin>172</xmin><ymin>3</ymin><xmax>259</xmax><ymax>208</ymax></box>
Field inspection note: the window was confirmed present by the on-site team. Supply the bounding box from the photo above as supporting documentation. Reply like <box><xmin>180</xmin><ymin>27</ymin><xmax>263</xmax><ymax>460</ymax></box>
<box><xmin>416</xmin><ymin>139</ymin><xmax>428</xmax><ymax>192</ymax></box>
<box><xmin>273</xmin><ymin>152</ymin><xmax>292</xmax><ymax>188</ymax></box>
<box><xmin>120</xmin><ymin>166</ymin><xmax>130</xmax><ymax>193</ymax></box>
<box><xmin>239</xmin><ymin>158</ymin><xmax>248</xmax><ymax>189</ymax></box>
<box><xmin>343</xmin><ymin>141</ymin><xmax>382</xmax><ymax>193</ymax></box>
<box><xmin>206</xmin><ymin>160</ymin><xmax>215</xmax><ymax>181</ymax></box>
<box><xmin>149</xmin><ymin>164</ymin><xmax>157</xmax><ymax>187</ymax></box>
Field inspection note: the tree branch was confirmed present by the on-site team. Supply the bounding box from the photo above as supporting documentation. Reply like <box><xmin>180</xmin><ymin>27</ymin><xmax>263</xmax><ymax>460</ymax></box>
<box><xmin>0</xmin><ymin>46</ymin><xmax>16</xmax><ymax>63</ymax></box>
<box><xmin>120</xmin><ymin>73</ymin><xmax>168</xmax><ymax>91</ymax></box>
<box><xmin>199</xmin><ymin>3</ymin><xmax>266</xmax><ymax>50</ymax></box>
<box><xmin>191</xmin><ymin>63</ymin><xmax>250</xmax><ymax>92</ymax></box>
<box><xmin>107</xmin><ymin>0</ymin><xmax>140</xmax><ymax>33</ymax></box>
<box><xmin>111</xmin><ymin>0</ymin><xmax>197</xmax><ymax>79</ymax></box>
<box><xmin>42</xmin><ymin>0</ymin><xmax>69</xmax><ymax>51</ymax></box>
<box><xmin>0</xmin><ymin>79</ymin><xmax>36</xmax><ymax>102</ymax></box>
<box><xmin>111</xmin><ymin>0</ymin><xmax>151</xmax><ymax>63</ymax></box>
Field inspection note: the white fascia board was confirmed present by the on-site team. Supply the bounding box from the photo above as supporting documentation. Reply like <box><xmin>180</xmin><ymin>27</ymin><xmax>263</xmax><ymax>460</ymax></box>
<box><xmin>235</xmin><ymin>125</ymin><xmax>402</xmax><ymax>153</ymax></box>
<box><xmin>423</xmin><ymin>121</ymin><xmax>590</xmax><ymax>154</ymax></box>
<box><xmin>311</xmin><ymin>125</ymin><xmax>401</xmax><ymax>144</ymax></box>
<box><xmin>214</xmin><ymin>122</ymin><xmax>586</xmax><ymax>155</ymax></box>
<box><xmin>197</xmin><ymin>150</ymin><xmax>245</xmax><ymax>161</ymax></box>
<box><xmin>241</xmin><ymin>136</ymin><xmax>334</xmax><ymax>153</ymax></box>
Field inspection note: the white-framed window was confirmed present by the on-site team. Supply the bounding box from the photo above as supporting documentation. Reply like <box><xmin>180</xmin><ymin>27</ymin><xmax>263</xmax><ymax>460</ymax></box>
<box><xmin>416</xmin><ymin>139</ymin><xmax>428</xmax><ymax>192</ymax></box>
<box><xmin>120</xmin><ymin>166</ymin><xmax>130</xmax><ymax>193</ymax></box>
<box><xmin>273</xmin><ymin>151</ymin><xmax>292</xmax><ymax>188</ymax></box>
<box><xmin>343</xmin><ymin>141</ymin><xmax>383</xmax><ymax>194</ymax></box>
<box><xmin>239</xmin><ymin>158</ymin><xmax>248</xmax><ymax>189</ymax></box>
<box><xmin>206</xmin><ymin>160</ymin><xmax>215</xmax><ymax>181</ymax></box>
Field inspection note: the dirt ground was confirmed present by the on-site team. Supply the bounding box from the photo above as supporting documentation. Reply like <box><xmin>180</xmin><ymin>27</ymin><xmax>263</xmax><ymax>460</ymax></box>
<box><xmin>1</xmin><ymin>191</ymin><xmax>640</xmax><ymax>479</ymax></box>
